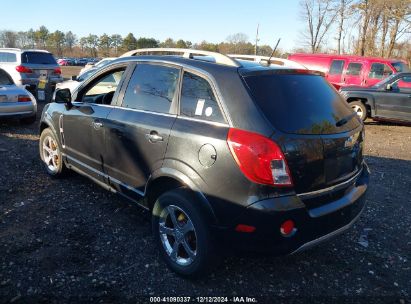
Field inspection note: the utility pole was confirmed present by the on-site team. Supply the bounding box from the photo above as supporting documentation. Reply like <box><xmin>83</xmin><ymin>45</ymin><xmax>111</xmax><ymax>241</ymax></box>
<box><xmin>255</xmin><ymin>24</ymin><xmax>260</xmax><ymax>55</ymax></box>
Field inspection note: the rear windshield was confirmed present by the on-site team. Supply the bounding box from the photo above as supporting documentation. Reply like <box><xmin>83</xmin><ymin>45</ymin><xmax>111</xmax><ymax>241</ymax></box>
<box><xmin>21</xmin><ymin>52</ymin><xmax>57</xmax><ymax>64</ymax></box>
<box><xmin>392</xmin><ymin>62</ymin><xmax>410</xmax><ymax>73</ymax></box>
<box><xmin>243</xmin><ymin>73</ymin><xmax>360</xmax><ymax>134</ymax></box>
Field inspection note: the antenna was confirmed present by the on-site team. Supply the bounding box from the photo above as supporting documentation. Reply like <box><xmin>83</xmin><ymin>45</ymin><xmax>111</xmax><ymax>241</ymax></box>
<box><xmin>254</xmin><ymin>24</ymin><xmax>260</xmax><ymax>56</ymax></box>
<box><xmin>267</xmin><ymin>38</ymin><xmax>281</xmax><ymax>64</ymax></box>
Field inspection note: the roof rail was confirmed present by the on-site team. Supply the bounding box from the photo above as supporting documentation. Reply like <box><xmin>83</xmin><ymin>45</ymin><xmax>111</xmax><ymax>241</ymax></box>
<box><xmin>228</xmin><ymin>54</ymin><xmax>306</xmax><ymax>69</ymax></box>
<box><xmin>120</xmin><ymin>48</ymin><xmax>241</xmax><ymax>67</ymax></box>
<box><xmin>0</xmin><ymin>48</ymin><xmax>21</xmax><ymax>51</ymax></box>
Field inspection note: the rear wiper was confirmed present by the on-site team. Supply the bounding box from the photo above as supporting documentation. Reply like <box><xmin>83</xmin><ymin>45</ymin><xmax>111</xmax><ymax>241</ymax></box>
<box><xmin>336</xmin><ymin>112</ymin><xmax>357</xmax><ymax>127</ymax></box>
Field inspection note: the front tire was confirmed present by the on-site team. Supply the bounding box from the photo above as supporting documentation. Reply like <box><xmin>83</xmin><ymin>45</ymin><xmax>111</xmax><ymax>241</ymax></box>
<box><xmin>350</xmin><ymin>100</ymin><xmax>367</xmax><ymax>121</ymax></box>
<box><xmin>39</xmin><ymin>128</ymin><xmax>66</xmax><ymax>177</ymax></box>
<box><xmin>152</xmin><ymin>188</ymin><xmax>217</xmax><ymax>278</ymax></box>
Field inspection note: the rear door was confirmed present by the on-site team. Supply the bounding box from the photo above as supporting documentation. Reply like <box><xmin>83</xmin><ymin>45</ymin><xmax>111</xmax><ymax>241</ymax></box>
<box><xmin>243</xmin><ymin>71</ymin><xmax>363</xmax><ymax>193</ymax></box>
<box><xmin>327</xmin><ymin>59</ymin><xmax>346</xmax><ymax>89</ymax></box>
<box><xmin>343</xmin><ymin>61</ymin><xmax>364</xmax><ymax>87</ymax></box>
<box><xmin>104</xmin><ymin>63</ymin><xmax>180</xmax><ymax>196</ymax></box>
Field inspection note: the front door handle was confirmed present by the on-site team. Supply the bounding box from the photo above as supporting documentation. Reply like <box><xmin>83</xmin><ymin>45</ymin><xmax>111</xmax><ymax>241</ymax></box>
<box><xmin>408</xmin><ymin>95</ymin><xmax>411</xmax><ymax>98</ymax></box>
<box><xmin>145</xmin><ymin>131</ymin><xmax>163</xmax><ymax>143</ymax></box>
<box><xmin>92</xmin><ymin>121</ymin><xmax>103</xmax><ymax>130</ymax></box>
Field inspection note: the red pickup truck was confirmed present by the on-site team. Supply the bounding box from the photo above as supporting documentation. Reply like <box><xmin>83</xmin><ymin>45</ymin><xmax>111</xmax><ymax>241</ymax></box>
<box><xmin>288</xmin><ymin>53</ymin><xmax>409</xmax><ymax>89</ymax></box>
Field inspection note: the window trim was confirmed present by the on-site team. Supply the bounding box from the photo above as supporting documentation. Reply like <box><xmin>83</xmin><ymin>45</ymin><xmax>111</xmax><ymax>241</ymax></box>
<box><xmin>117</xmin><ymin>62</ymin><xmax>182</xmax><ymax>115</ymax></box>
<box><xmin>72</xmin><ymin>62</ymin><xmax>132</xmax><ymax>105</ymax></box>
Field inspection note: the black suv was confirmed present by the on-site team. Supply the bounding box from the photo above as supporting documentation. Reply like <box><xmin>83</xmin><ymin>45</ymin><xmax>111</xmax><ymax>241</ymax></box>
<box><xmin>39</xmin><ymin>49</ymin><xmax>369</xmax><ymax>277</ymax></box>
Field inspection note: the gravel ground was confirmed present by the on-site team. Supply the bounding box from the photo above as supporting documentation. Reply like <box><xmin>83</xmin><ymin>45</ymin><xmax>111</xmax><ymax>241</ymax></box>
<box><xmin>0</xmin><ymin>103</ymin><xmax>410</xmax><ymax>303</ymax></box>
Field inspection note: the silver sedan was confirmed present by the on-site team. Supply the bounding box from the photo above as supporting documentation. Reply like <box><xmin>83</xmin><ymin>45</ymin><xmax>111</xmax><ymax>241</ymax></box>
<box><xmin>0</xmin><ymin>68</ymin><xmax>37</xmax><ymax>124</ymax></box>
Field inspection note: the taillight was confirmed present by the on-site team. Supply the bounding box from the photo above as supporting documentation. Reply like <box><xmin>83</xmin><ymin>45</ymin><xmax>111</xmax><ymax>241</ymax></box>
<box><xmin>18</xmin><ymin>95</ymin><xmax>31</xmax><ymax>102</ymax></box>
<box><xmin>15</xmin><ymin>66</ymin><xmax>33</xmax><ymax>73</ymax></box>
<box><xmin>227</xmin><ymin>128</ymin><xmax>293</xmax><ymax>187</ymax></box>
<box><xmin>54</xmin><ymin>67</ymin><xmax>62</xmax><ymax>74</ymax></box>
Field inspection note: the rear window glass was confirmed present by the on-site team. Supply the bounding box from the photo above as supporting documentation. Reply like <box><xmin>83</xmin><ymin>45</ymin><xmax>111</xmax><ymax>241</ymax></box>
<box><xmin>21</xmin><ymin>52</ymin><xmax>57</xmax><ymax>64</ymax></box>
<box><xmin>243</xmin><ymin>73</ymin><xmax>359</xmax><ymax>135</ymax></box>
<box><xmin>392</xmin><ymin>62</ymin><xmax>410</xmax><ymax>73</ymax></box>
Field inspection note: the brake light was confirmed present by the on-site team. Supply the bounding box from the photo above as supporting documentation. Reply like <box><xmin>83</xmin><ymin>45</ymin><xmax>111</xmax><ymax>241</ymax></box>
<box><xmin>18</xmin><ymin>95</ymin><xmax>31</xmax><ymax>102</ymax></box>
<box><xmin>227</xmin><ymin>128</ymin><xmax>293</xmax><ymax>186</ymax></box>
<box><xmin>15</xmin><ymin>66</ymin><xmax>33</xmax><ymax>73</ymax></box>
<box><xmin>54</xmin><ymin>67</ymin><xmax>62</xmax><ymax>74</ymax></box>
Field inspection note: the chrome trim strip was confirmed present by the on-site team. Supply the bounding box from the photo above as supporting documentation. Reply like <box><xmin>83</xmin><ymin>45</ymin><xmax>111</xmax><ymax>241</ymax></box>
<box><xmin>177</xmin><ymin>115</ymin><xmax>229</xmax><ymax>127</ymax></box>
<box><xmin>297</xmin><ymin>168</ymin><xmax>363</xmax><ymax>200</ymax></box>
<box><xmin>108</xmin><ymin>175</ymin><xmax>145</xmax><ymax>196</ymax></box>
<box><xmin>291</xmin><ymin>206</ymin><xmax>365</xmax><ymax>255</ymax></box>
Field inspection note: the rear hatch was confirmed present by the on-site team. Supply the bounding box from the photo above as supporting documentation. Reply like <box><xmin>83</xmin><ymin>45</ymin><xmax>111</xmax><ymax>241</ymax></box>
<box><xmin>242</xmin><ymin>69</ymin><xmax>364</xmax><ymax>193</ymax></box>
<box><xmin>20</xmin><ymin>51</ymin><xmax>60</xmax><ymax>79</ymax></box>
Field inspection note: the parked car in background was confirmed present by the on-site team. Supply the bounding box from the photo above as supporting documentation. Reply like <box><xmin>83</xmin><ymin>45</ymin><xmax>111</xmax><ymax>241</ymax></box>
<box><xmin>80</xmin><ymin>57</ymin><xmax>116</xmax><ymax>74</ymax></box>
<box><xmin>0</xmin><ymin>68</ymin><xmax>37</xmax><ymax>124</ymax></box>
<box><xmin>40</xmin><ymin>48</ymin><xmax>369</xmax><ymax>277</ymax></box>
<box><xmin>0</xmin><ymin>48</ymin><xmax>63</xmax><ymax>101</ymax></box>
<box><xmin>340</xmin><ymin>72</ymin><xmax>411</xmax><ymax>123</ymax></box>
<box><xmin>288</xmin><ymin>53</ymin><xmax>409</xmax><ymax>89</ymax></box>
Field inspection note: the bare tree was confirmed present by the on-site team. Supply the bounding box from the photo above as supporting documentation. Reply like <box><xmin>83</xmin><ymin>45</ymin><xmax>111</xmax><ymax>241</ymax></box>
<box><xmin>300</xmin><ymin>0</ymin><xmax>339</xmax><ymax>53</ymax></box>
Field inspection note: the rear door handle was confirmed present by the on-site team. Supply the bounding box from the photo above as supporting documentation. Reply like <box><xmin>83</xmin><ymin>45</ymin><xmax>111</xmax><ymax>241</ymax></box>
<box><xmin>408</xmin><ymin>95</ymin><xmax>411</xmax><ymax>98</ymax></box>
<box><xmin>145</xmin><ymin>131</ymin><xmax>163</xmax><ymax>143</ymax></box>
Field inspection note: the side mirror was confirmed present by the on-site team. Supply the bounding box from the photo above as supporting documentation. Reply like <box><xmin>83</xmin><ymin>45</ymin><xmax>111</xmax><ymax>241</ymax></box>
<box><xmin>54</xmin><ymin>88</ymin><xmax>72</xmax><ymax>104</ymax></box>
<box><xmin>385</xmin><ymin>84</ymin><xmax>392</xmax><ymax>91</ymax></box>
<box><xmin>71</xmin><ymin>75</ymin><xmax>78</xmax><ymax>81</ymax></box>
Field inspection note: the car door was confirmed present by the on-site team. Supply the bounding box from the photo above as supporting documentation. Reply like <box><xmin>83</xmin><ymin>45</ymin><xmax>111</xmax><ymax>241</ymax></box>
<box><xmin>343</xmin><ymin>61</ymin><xmax>364</xmax><ymax>86</ymax></box>
<box><xmin>104</xmin><ymin>63</ymin><xmax>180</xmax><ymax>197</ymax></box>
<box><xmin>374</xmin><ymin>75</ymin><xmax>411</xmax><ymax>121</ymax></box>
<box><xmin>61</xmin><ymin>64</ymin><xmax>128</xmax><ymax>183</ymax></box>
<box><xmin>366</xmin><ymin>62</ymin><xmax>393</xmax><ymax>87</ymax></box>
<box><xmin>327</xmin><ymin>59</ymin><xmax>346</xmax><ymax>89</ymax></box>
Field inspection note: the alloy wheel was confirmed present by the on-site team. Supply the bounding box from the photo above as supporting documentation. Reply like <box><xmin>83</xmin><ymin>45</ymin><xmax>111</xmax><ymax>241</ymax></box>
<box><xmin>158</xmin><ymin>205</ymin><xmax>197</xmax><ymax>267</ymax></box>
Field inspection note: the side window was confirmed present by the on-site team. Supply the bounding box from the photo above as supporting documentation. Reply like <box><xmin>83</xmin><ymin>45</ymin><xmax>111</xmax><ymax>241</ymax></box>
<box><xmin>82</xmin><ymin>69</ymin><xmax>125</xmax><ymax>104</ymax></box>
<box><xmin>0</xmin><ymin>52</ymin><xmax>16</xmax><ymax>63</ymax></box>
<box><xmin>0</xmin><ymin>69</ymin><xmax>13</xmax><ymax>85</ymax></box>
<box><xmin>180</xmin><ymin>72</ymin><xmax>225</xmax><ymax>123</ymax></box>
<box><xmin>346</xmin><ymin>63</ymin><xmax>363</xmax><ymax>76</ymax></box>
<box><xmin>369</xmin><ymin>63</ymin><xmax>393</xmax><ymax>79</ymax></box>
<box><xmin>122</xmin><ymin>64</ymin><xmax>179</xmax><ymax>114</ymax></box>
<box><xmin>329</xmin><ymin>60</ymin><xmax>344</xmax><ymax>75</ymax></box>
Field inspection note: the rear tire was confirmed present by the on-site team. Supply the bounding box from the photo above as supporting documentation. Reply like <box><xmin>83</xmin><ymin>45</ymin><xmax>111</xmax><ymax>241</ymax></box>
<box><xmin>350</xmin><ymin>100</ymin><xmax>367</xmax><ymax>121</ymax></box>
<box><xmin>152</xmin><ymin>188</ymin><xmax>218</xmax><ymax>278</ymax></box>
<box><xmin>39</xmin><ymin>128</ymin><xmax>66</xmax><ymax>177</ymax></box>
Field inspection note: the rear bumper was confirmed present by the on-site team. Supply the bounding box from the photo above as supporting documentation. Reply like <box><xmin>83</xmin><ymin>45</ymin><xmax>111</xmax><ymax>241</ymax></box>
<box><xmin>0</xmin><ymin>102</ymin><xmax>37</xmax><ymax>119</ymax></box>
<box><xmin>215</xmin><ymin>163</ymin><xmax>369</xmax><ymax>255</ymax></box>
